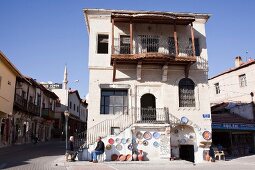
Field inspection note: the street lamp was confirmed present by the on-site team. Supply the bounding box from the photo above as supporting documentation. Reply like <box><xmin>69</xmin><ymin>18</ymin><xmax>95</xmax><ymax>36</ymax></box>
<box><xmin>64</xmin><ymin>110</ymin><xmax>70</xmax><ymax>150</ymax></box>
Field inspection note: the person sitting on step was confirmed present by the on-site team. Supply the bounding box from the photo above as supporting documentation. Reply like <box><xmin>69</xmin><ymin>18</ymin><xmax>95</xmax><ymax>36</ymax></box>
<box><xmin>89</xmin><ymin>136</ymin><xmax>105</xmax><ymax>163</ymax></box>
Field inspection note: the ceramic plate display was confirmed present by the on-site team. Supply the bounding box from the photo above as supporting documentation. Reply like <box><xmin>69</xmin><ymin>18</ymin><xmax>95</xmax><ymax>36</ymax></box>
<box><xmin>115</xmin><ymin>138</ymin><xmax>121</xmax><ymax>144</ymax></box>
<box><xmin>128</xmin><ymin>144</ymin><xmax>133</xmax><ymax>150</ymax></box>
<box><xmin>111</xmin><ymin>154</ymin><xmax>119</xmax><ymax>161</ymax></box>
<box><xmin>153</xmin><ymin>132</ymin><xmax>160</xmax><ymax>139</ymax></box>
<box><xmin>126</xmin><ymin>138</ymin><xmax>131</xmax><ymax>144</ymax></box>
<box><xmin>202</xmin><ymin>131</ymin><xmax>212</xmax><ymax>140</ymax></box>
<box><xmin>119</xmin><ymin>154</ymin><xmax>126</xmax><ymax>161</ymax></box>
<box><xmin>108</xmin><ymin>138</ymin><xmax>114</xmax><ymax>145</ymax></box>
<box><xmin>106</xmin><ymin>144</ymin><xmax>112</xmax><ymax>150</ymax></box>
<box><xmin>121</xmin><ymin>138</ymin><xmax>127</xmax><ymax>144</ymax></box>
<box><xmin>136</xmin><ymin>131</ymin><xmax>143</xmax><ymax>139</ymax></box>
<box><xmin>143</xmin><ymin>140</ymin><xmax>149</xmax><ymax>146</ymax></box>
<box><xmin>143</xmin><ymin>131</ymin><xmax>152</xmax><ymax>140</ymax></box>
<box><xmin>153</xmin><ymin>141</ymin><xmax>160</xmax><ymax>148</ymax></box>
<box><xmin>116</xmin><ymin>144</ymin><xmax>123</xmax><ymax>151</ymax></box>
<box><xmin>126</xmin><ymin>154</ymin><xmax>132</xmax><ymax>161</ymax></box>
<box><xmin>180</xmin><ymin>116</ymin><xmax>189</xmax><ymax>124</ymax></box>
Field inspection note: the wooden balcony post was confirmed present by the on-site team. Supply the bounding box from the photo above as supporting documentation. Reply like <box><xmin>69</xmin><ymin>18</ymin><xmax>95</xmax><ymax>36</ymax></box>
<box><xmin>190</xmin><ymin>22</ymin><xmax>196</xmax><ymax>57</ymax></box>
<box><xmin>112</xmin><ymin>60</ymin><xmax>116</xmax><ymax>82</ymax></box>
<box><xmin>174</xmin><ymin>22</ymin><xmax>178</xmax><ymax>58</ymax></box>
<box><xmin>112</xmin><ymin>18</ymin><xmax>115</xmax><ymax>54</ymax></box>
<box><xmin>130</xmin><ymin>20</ymin><xmax>133</xmax><ymax>54</ymax></box>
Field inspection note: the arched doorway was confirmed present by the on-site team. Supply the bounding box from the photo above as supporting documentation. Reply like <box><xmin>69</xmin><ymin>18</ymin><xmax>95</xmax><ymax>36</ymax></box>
<box><xmin>170</xmin><ymin>125</ymin><xmax>196</xmax><ymax>162</ymax></box>
<box><xmin>140</xmin><ymin>93</ymin><xmax>156</xmax><ymax>122</ymax></box>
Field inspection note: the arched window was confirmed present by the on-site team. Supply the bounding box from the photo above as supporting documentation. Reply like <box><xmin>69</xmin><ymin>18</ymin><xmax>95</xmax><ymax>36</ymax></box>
<box><xmin>179</xmin><ymin>78</ymin><xmax>195</xmax><ymax>107</ymax></box>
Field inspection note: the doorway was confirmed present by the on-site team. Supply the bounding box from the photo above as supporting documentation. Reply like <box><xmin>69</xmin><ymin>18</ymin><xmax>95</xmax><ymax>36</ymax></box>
<box><xmin>179</xmin><ymin>145</ymin><xmax>194</xmax><ymax>162</ymax></box>
<box><xmin>140</xmin><ymin>93</ymin><xmax>156</xmax><ymax>121</ymax></box>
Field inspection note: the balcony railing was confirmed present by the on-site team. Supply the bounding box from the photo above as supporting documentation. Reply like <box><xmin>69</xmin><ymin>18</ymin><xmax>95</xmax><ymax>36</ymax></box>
<box><xmin>42</xmin><ymin>108</ymin><xmax>55</xmax><ymax>119</ymax></box>
<box><xmin>135</xmin><ymin>107</ymin><xmax>169</xmax><ymax>123</ymax></box>
<box><xmin>28</xmin><ymin>102</ymin><xmax>40</xmax><ymax>116</ymax></box>
<box><xmin>14</xmin><ymin>94</ymin><xmax>27</xmax><ymax>110</ymax></box>
<box><xmin>113</xmin><ymin>35</ymin><xmax>194</xmax><ymax>57</ymax></box>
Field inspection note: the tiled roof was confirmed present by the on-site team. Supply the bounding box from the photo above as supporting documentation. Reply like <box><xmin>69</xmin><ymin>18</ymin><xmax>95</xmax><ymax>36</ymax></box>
<box><xmin>209</xmin><ymin>59</ymin><xmax>255</xmax><ymax>80</ymax></box>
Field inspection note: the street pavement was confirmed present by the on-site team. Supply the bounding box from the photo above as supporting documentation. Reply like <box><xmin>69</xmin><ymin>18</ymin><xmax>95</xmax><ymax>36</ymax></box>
<box><xmin>1</xmin><ymin>141</ymin><xmax>255</xmax><ymax>170</ymax></box>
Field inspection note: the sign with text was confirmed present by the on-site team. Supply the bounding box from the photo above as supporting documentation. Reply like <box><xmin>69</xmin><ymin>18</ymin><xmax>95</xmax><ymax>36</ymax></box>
<box><xmin>42</xmin><ymin>83</ymin><xmax>62</xmax><ymax>89</ymax></box>
<box><xmin>212</xmin><ymin>123</ymin><xmax>255</xmax><ymax>131</ymax></box>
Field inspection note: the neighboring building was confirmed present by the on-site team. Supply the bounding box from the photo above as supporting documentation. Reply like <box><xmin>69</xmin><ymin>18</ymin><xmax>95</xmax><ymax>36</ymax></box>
<box><xmin>42</xmin><ymin>66</ymin><xmax>88</xmax><ymax>139</ymax></box>
<box><xmin>209</xmin><ymin>57</ymin><xmax>255</xmax><ymax>157</ymax></box>
<box><xmin>0</xmin><ymin>51</ymin><xmax>22</xmax><ymax>146</ymax></box>
<box><xmin>84</xmin><ymin>9</ymin><xmax>211</xmax><ymax>163</ymax></box>
<box><xmin>12</xmin><ymin>76</ymin><xmax>59</xmax><ymax>144</ymax></box>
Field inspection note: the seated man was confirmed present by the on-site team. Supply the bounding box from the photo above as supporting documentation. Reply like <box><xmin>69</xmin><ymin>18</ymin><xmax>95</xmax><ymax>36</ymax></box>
<box><xmin>66</xmin><ymin>136</ymin><xmax>75</xmax><ymax>161</ymax></box>
<box><xmin>90</xmin><ymin>136</ymin><xmax>105</xmax><ymax>163</ymax></box>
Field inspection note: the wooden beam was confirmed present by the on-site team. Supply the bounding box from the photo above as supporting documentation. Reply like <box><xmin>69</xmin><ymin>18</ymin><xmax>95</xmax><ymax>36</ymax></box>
<box><xmin>130</xmin><ymin>20</ymin><xmax>133</xmax><ymax>54</ymax></box>
<box><xmin>112</xmin><ymin>18</ymin><xmax>115</xmax><ymax>54</ymax></box>
<box><xmin>112</xmin><ymin>60</ymin><xmax>116</xmax><ymax>82</ymax></box>
<box><xmin>184</xmin><ymin>62</ymin><xmax>193</xmax><ymax>78</ymax></box>
<box><xmin>190</xmin><ymin>22</ymin><xmax>196</xmax><ymax>58</ymax></box>
<box><xmin>174</xmin><ymin>22</ymin><xmax>178</xmax><ymax>58</ymax></box>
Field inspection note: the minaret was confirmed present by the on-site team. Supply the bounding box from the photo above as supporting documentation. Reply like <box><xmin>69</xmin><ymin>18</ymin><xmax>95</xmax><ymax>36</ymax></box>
<box><xmin>63</xmin><ymin>65</ymin><xmax>68</xmax><ymax>90</ymax></box>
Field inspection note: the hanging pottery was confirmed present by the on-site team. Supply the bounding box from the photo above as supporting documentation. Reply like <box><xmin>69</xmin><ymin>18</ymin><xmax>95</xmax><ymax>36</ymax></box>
<box><xmin>108</xmin><ymin>138</ymin><xmax>114</xmax><ymax>145</ymax></box>
<box><xmin>153</xmin><ymin>141</ymin><xmax>160</xmax><ymax>148</ymax></box>
<box><xmin>143</xmin><ymin>131</ymin><xmax>152</xmax><ymax>140</ymax></box>
<box><xmin>116</xmin><ymin>144</ymin><xmax>123</xmax><ymax>151</ymax></box>
<box><xmin>142</xmin><ymin>140</ymin><xmax>149</xmax><ymax>146</ymax></box>
<box><xmin>121</xmin><ymin>138</ymin><xmax>127</xmax><ymax>144</ymax></box>
<box><xmin>106</xmin><ymin>144</ymin><xmax>112</xmax><ymax>150</ymax></box>
<box><xmin>153</xmin><ymin>132</ymin><xmax>160</xmax><ymax>139</ymax></box>
<box><xmin>136</xmin><ymin>131</ymin><xmax>143</xmax><ymax>139</ymax></box>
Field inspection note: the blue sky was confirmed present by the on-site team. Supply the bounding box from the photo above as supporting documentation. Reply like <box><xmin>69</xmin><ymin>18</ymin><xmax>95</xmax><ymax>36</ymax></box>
<box><xmin>1</xmin><ymin>0</ymin><xmax>255</xmax><ymax>98</ymax></box>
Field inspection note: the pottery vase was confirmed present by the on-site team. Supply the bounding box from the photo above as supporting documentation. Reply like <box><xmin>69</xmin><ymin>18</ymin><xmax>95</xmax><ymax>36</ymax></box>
<box><xmin>138</xmin><ymin>150</ymin><xmax>143</xmax><ymax>161</ymax></box>
<box><xmin>132</xmin><ymin>153</ymin><xmax>137</xmax><ymax>161</ymax></box>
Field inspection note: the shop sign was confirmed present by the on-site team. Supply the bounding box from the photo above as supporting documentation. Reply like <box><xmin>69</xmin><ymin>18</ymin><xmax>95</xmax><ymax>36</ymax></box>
<box><xmin>202</xmin><ymin>113</ymin><xmax>211</xmax><ymax>119</ymax></box>
<box><xmin>212</xmin><ymin>123</ymin><xmax>255</xmax><ymax>131</ymax></box>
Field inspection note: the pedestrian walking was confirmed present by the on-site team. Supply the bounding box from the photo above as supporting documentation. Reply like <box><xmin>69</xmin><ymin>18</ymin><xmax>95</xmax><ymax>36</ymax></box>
<box><xmin>209</xmin><ymin>145</ymin><xmax>215</xmax><ymax>162</ymax></box>
<box><xmin>66</xmin><ymin>136</ymin><xmax>76</xmax><ymax>161</ymax></box>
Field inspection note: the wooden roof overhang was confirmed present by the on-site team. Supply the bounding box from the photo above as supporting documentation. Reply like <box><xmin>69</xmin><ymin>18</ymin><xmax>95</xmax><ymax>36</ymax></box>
<box><xmin>111</xmin><ymin>53</ymin><xmax>196</xmax><ymax>66</ymax></box>
<box><xmin>111</xmin><ymin>12</ymin><xmax>195</xmax><ymax>25</ymax></box>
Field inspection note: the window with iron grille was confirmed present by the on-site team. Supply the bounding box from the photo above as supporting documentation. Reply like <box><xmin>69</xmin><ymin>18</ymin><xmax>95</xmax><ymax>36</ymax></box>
<box><xmin>215</xmin><ymin>83</ymin><xmax>220</xmax><ymax>94</ymax></box>
<box><xmin>239</xmin><ymin>74</ymin><xmax>247</xmax><ymax>87</ymax></box>
<box><xmin>120</xmin><ymin>35</ymin><xmax>130</xmax><ymax>54</ymax></box>
<box><xmin>179</xmin><ymin>78</ymin><xmax>195</xmax><ymax>107</ymax></box>
<box><xmin>141</xmin><ymin>35</ymin><xmax>159</xmax><ymax>52</ymax></box>
<box><xmin>100</xmin><ymin>89</ymin><xmax>128</xmax><ymax>114</ymax></box>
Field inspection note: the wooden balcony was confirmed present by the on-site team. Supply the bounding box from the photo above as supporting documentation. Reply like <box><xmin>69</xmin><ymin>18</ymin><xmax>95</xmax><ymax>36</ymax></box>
<box><xmin>14</xmin><ymin>94</ymin><xmax>27</xmax><ymax>111</ymax></box>
<box><xmin>111</xmin><ymin>35</ymin><xmax>197</xmax><ymax>65</ymax></box>
<box><xmin>28</xmin><ymin>102</ymin><xmax>40</xmax><ymax>116</ymax></box>
<box><xmin>42</xmin><ymin>108</ymin><xmax>55</xmax><ymax>119</ymax></box>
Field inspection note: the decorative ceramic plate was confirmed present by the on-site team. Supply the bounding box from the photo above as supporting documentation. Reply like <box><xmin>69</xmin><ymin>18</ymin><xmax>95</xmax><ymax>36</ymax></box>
<box><xmin>153</xmin><ymin>141</ymin><xmax>160</xmax><ymax>148</ymax></box>
<box><xmin>136</xmin><ymin>131</ymin><xmax>143</xmax><ymax>139</ymax></box>
<box><xmin>153</xmin><ymin>132</ymin><xmax>160</xmax><ymax>139</ymax></box>
<box><xmin>108</xmin><ymin>138</ymin><xmax>114</xmax><ymax>145</ymax></box>
<box><xmin>202</xmin><ymin>131</ymin><xmax>212</xmax><ymax>140</ymax></box>
<box><xmin>126</xmin><ymin>138</ymin><xmax>131</xmax><ymax>144</ymax></box>
<box><xmin>180</xmin><ymin>116</ymin><xmax>189</xmax><ymax>124</ymax></box>
<box><xmin>106</xmin><ymin>144</ymin><xmax>112</xmax><ymax>150</ymax></box>
<box><xmin>128</xmin><ymin>144</ymin><xmax>133</xmax><ymax>150</ymax></box>
<box><xmin>143</xmin><ymin>140</ymin><xmax>149</xmax><ymax>146</ymax></box>
<box><xmin>119</xmin><ymin>154</ymin><xmax>126</xmax><ymax>161</ymax></box>
<box><xmin>116</xmin><ymin>144</ymin><xmax>123</xmax><ymax>151</ymax></box>
<box><xmin>115</xmin><ymin>138</ymin><xmax>121</xmax><ymax>144</ymax></box>
<box><xmin>121</xmin><ymin>138</ymin><xmax>127</xmax><ymax>144</ymax></box>
<box><xmin>137</xmin><ymin>140</ymin><xmax>143</xmax><ymax>145</ymax></box>
<box><xmin>111</xmin><ymin>154</ymin><xmax>118</xmax><ymax>161</ymax></box>
<box><xmin>126</xmin><ymin>154</ymin><xmax>132</xmax><ymax>161</ymax></box>
<box><xmin>143</xmin><ymin>131</ymin><xmax>152</xmax><ymax>140</ymax></box>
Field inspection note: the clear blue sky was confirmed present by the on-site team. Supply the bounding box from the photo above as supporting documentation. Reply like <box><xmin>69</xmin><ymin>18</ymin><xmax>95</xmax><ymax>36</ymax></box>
<box><xmin>1</xmin><ymin>0</ymin><xmax>255</xmax><ymax>98</ymax></box>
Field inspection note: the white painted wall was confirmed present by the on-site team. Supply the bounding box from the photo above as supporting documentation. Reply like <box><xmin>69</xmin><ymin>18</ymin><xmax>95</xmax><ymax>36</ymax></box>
<box><xmin>209</xmin><ymin>63</ymin><xmax>255</xmax><ymax>104</ymax></box>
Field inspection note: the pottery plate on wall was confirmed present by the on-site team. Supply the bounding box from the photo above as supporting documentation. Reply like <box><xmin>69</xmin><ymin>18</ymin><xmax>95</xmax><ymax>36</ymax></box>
<box><xmin>115</xmin><ymin>138</ymin><xmax>121</xmax><ymax>144</ymax></box>
<box><xmin>128</xmin><ymin>144</ymin><xmax>133</xmax><ymax>150</ymax></box>
<box><xmin>106</xmin><ymin>144</ymin><xmax>112</xmax><ymax>150</ymax></box>
<box><xmin>143</xmin><ymin>140</ymin><xmax>149</xmax><ymax>146</ymax></box>
<box><xmin>143</xmin><ymin>131</ymin><xmax>152</xmax><ymax>140</ymax></box>
<box><xmin>153</xmin><ymin>132</ymin><xmax>160</xmax><ymax>139</ymax></box>
<box><xmin>116</xmin><ymin>144</ymin><xmax>123</xmax><ymax>151</ymax></box>
<box><xmin>153</xmin><ymin>141</ymin><xmax>160</xmax><ymax>148</ymax></box>
<box><xmin>121</xmin><ymin>138</ymin><xmax>127</xmax><ymax>144</ymax></box>
<box><xmin>136</xmin><ymin>131</ymin><xmax>143</xmax><ymax>139</ymax></box>
<box><xmin>108</xmin><ymin>138</ymin><xmax>114</xmax><ymax>145</ymax></box>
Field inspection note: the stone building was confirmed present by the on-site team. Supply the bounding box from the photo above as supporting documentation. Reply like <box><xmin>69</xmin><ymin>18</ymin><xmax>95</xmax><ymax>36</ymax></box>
<box><xmin>83</xmin><ymin>9</ymin><xmax>211</xmax><ymax>163</ymax></box>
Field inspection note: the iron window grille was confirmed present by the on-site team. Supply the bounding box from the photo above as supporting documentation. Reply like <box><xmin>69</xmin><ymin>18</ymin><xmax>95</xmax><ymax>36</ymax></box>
<box><xmin>179</xmin><ymin>78</ymin><xmax>195</xmax><ymax>107</ymax></box>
